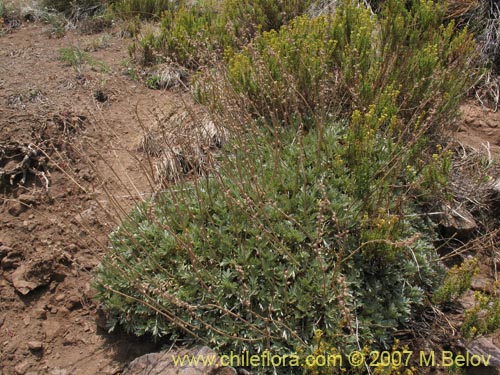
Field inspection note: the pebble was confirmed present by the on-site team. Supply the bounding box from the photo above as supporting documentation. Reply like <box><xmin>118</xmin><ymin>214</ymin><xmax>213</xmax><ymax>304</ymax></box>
<box><xmin>14</xmin><ymin>361</ymin><xmax>29</xmax><ymax>375</ymax></box>
<box><xmin>27</xmin><ymin>341</ymin><xmax>43</xmax><ymax>351</ymax></box>
<box><xmin>34</xmin><ymin>308</ymin><xmax>47</xmax><ymax>320</ymax></box>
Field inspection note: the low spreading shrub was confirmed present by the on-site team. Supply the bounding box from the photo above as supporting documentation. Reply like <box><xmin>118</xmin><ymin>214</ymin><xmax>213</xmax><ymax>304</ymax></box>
<box><xmin>95</xmin><ymin>113</ymin><xmax>446</xmax><ymax>355</ymax></box>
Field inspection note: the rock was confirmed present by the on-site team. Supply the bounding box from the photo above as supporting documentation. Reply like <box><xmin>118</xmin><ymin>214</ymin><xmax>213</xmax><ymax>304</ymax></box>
<box><xmin>471</xmin><ymin>275</ymin><xmax>492</xmax><ymax>294</ymax></box>
<box><xmin>487</xmin><ymin>120</ymin><xmax>499</xmax><ymax>128</ymax></box>
<box><xmin>8</xmin><ymin>201</ymin><xmax>26</xmax><ymax>216</ymax></box>
<box><xmin>42</xmin><ymin>319</ymin><xmax>61</xmax><ymax>340</ymax></box>
<box><xmin>439</xmin><ymin>204</ymin><xmax>477</xmax><ymax>241</ymax></box>
<box><xmin>101</xmin><ymin>365</ymin><xmax>122</xmax><ymax>375</ymax></box>
<box><xmin>0</xmin><ymin>246</ymin><xmax>21</xmax><ymax>269</ymax></box>
<box><xmin>95</xmin><ymin>308</ymin><xmax>109</xmax><ymax>330</ymax></box>
<box><xmin>461</xmin><ymin>291</ymin><xmax>477</xmax><ymax>310</ymax></box>
<box><xmin>12</xmin><ymin>265</ymin><xmax>40</xmax><ymax>295</ymax></box>
<box><xmin>11</xmin><ymin>257</ymin><xmax>56</xmax><ymax>295</ymax></box>
<box><xmin>27</xmin><ymin>341</ymin><xmax>43</xmax><ymax>351</ymax></box>
<box><xmin>18</xmin><ymin>194</ymin><xmax>36</xmax><ymax>205</ymax></box>
<box><xmin>466</xmin><ymin>336</ymin><xmax>500</xmax><ymax>372</ymax></box>
<box><xmin>1</xmin><ymin>251</ymin><xmax>22</xmax><ymax>269</ymax></box>
<box><xmin>34</xmin><ymin>308</ymin><xmax>47</xmax><ymax>320</ymax></box>
<box><xmin>0</xmin><ymin>245</ymin><xmax>12</xmax><ymax>258</ymax></box>
<box><xmin>65</xmin><ymin>294</ymin><xmax>82</xmax><ymax>310</ymax></box>
<box><xmin>14</xmin><ymin>361</ymin><xmax>29</xmax><ymax>375</ymax></box>
<box><xmin>73</xmin><ymin>207</ymin><xmax>96</xmax><ymax>225</ymax></box>
<box><xmin>124</xmin><ymin>346</ymin><xmax>226</xmax><ymax>375</ymax></box>
<box><xmin>49</xmin><ymin>369</ymin><xmax>68</xmax><ymax>375</ymax></box>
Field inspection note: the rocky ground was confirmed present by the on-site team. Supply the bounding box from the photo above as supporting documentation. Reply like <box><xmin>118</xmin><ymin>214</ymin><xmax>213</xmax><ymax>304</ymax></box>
<box><xmin>1</xmin><ymin>15</ymin><xmax>500</xmax><ymax>375</ymax></box>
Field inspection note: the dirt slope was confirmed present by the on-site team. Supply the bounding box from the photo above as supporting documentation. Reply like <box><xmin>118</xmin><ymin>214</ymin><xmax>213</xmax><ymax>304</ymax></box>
<box><xmin>0</xmin><ymin>20</ymin><xmax>179</xmax><ymax>375</ymax></box>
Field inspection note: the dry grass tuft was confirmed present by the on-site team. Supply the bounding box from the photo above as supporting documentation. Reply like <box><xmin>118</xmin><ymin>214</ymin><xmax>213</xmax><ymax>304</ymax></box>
<box><xmin>446</xmin><ymin>0</ymin><xmax>481</xmax><ymax>21</ymax></box>
<box><xmin>138</xmin><ymin>104</ymin><xmax>228</xmax><ymax>184</ymax></box>
<box><xmin>450</xmin><ymin>141</ymin><xmax>500</xmax><ymax>218</ymax></box>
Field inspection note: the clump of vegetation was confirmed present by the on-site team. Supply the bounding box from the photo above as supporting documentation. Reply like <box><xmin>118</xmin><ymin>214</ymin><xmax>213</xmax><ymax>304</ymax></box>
<box><xmin>110</xmin><ymin>0</ymin><xmax>178</xmax><ymax>20</ymax></box>
<box><xmin>130</xmin><ymin>0</ymin><xmax>315</xmax><ymax>68</ymax></box>
<box><xmin>202</xmin><ymin>0</ymin><xmax>476</xmax><ymax>134</ymax></box>
<box><xmin>444</xmin><ymin>0</ymin><xmax>500</xmax><ymax>109</ymax></box>
<box><xmin>432</xmin><ymin>258</ymin><xmax>479</xmax><ymax>304</ymax></box>
<box><xmin>463</xmin><ymin>288</ymin><xmax>500</xmax><ymax>339</ymax></box>
<box><xmin>95</xmin><ymin>0</ymin><xmax>478</xmax><ymax>362</ymax></box>
<box><xmin>59</xmin><ymin>46</ymin><xmax>111</xmax><ymax>75</ymax></box>
<box><xmin>42</xmin><ymin>0</ymin><xmax>104</xmax><ymax>16</ymax></box>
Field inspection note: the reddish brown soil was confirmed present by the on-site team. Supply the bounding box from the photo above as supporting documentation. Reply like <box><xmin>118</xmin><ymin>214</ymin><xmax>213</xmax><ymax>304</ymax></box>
<box><xmin>458</xmin><ymin>102</ymin><xmax>500</xmax><ymax>156</ymax></box>
<box><xmin>1</xmin><ymin>17</ymin><xmax>500</xmax><ymax>375</ymax></box>
<box><xmin>0</xmin><ymin>20</ymin><xmax>181</xmax><ymax>374</ymax></box>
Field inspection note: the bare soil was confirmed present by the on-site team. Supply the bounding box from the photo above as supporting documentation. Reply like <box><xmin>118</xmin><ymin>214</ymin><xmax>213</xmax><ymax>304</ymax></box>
<box><xmin>1</xmin><ymin>17</ymin><xmax>500</xmax><ymax>375</ymax></box>
<box><xmin>0</xmin><ymin>20</ymin><xmax>181</xmax><ymax>375</ymax></box>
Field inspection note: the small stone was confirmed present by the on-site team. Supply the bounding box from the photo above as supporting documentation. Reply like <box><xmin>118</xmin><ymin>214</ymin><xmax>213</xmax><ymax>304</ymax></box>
<box><xmin>464</xmin><ymin>117</ymin><xmax>473</xmax><ymax>125</ymax></box>
<box><xmin>439</xmin><ymin>204</ymin><xmax>477</xmax><ymax>241</ymax></box>
<box><xmin>18</xmin><ymin>194</ymin><xmax>36</xmax><ymax>205</ymax></box>
<box><xmin>476</xmin><ymin>119</ymin><xmax>487</xmax><ymax>128</ymax></box>
<box><xmin>12</xmin><ymin>265</ymin><xmax>39</xmax><ymax>295</ymax></box>
<box><xmin>0</xmin><ymin>245</ymin><xmax>12</xmax><ymax>258</ymax></box>
<box><xmin>27</xmin><ymin>341</ymin><xmax>43</xmax><ymax>351</ymax></box>
<box><xmin>34</xmin><ymin>308</ymin><xmax>47</xmax><ymax>320</ymax></box>
<box><xmin>487</xmin><ymin>120</ymin><xmax>498</xmax><ymax>128</ymax></box>
<box><xmin>466</xmin><ymin>336</ymin><xmax>500</xmax><ymax>367</ymax></box>
<box><xmin>1</xmin><ymin>253</ymin><xmax>22</xmax><ymax>269</ymax></box>
<box><xmin>8</xmin><ymin>201</ymin><xmax>25</xmax><ymax>216</ymax></box>
<box><xmin>124</xmin><ymin>346</ymin><xmax>220</xmax><ymax>375</ymax></box>
<box><xmin>471</xmin><ymin>275</ymin><xmax>492</xmax><ymax>293</ymax></box>
<box><xmin>65</xmin><ymin>295</ymin><xmax>82</xmax><ymax>310</ymax></box>
<box><xmin>42</xmin><ymin>319</ymin><xmax>61</xmax><ymax>340</ymax></box>
<box><xmin>14</xmin><ymin>361</ymin><xmax>29</xmax><ymax>375</ymax></box>
<box><xmin>58</xmin><ymin>307</ymin><xmax>70</xmax><ymax>316</ymax></box>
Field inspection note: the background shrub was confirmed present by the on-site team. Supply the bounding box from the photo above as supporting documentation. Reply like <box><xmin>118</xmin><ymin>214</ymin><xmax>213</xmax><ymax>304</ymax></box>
<box><xmin>139</xmin><ymin>0</ymin><xmax>315</xmax><ymax>68</ymax></box>
<box><xmin>207</xmin><ymin>0</ymin><xmax>476</xmax><ymax>135</ymax></box>
<box><xmin>110</xmin><ymin>0</ymin><xmax>180</xmax><ymax>20</ymax></box>
<box><xmin>42</xmin><ymin>0</ymin><xmax>105</xmax><ymax>16</ymax></box>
